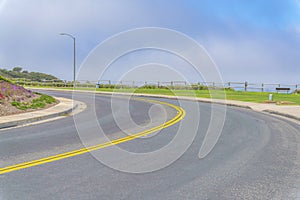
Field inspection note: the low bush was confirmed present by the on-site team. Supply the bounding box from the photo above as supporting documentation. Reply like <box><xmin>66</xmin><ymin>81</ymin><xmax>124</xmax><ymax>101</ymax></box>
<box><xmin>11</xmin><ymin>94</ymin><xmax>56</xmax><ymax>110</ymax></box>
<box><xmin>140</xmin><ymin>85</ymin><xmax>157</xmax><ymax>89</ymax></box>
<box><xmin>224</xmin><ymin>87</ymin><xmax>235</xmax><ymax>91</ymax></box>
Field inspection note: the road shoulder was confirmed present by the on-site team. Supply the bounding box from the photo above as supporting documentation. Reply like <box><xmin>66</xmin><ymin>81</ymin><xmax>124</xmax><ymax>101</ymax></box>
<box><xmin>0</xmin><ymin>97</ymin><xmax>78</xmax><ymax>129</ymax></box>
<box><xmin>28</xmin><ymin>87</ymin><xmax>300</xmax><ymax>125</ymax></box>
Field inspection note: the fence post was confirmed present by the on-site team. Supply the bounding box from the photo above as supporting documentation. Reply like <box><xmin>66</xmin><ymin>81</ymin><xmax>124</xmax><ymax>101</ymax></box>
<box><xmin>245</xmin><ymin>81</ymin><xmax>248</xmax><ymax>91</ymax></box>
<box><xmin>228</xmin><ymin>82</ymin><xmax>231</xmax><ymax>89</ymax></box>
<box><xmin>158</xmin><ymin>81</ymin><xmax>160</xmax><ymax>88</ymax></box>
<box><xmin>261</xmin><ymin>83</ymin><xmax>264</xmax><ymax>92</ymax></box>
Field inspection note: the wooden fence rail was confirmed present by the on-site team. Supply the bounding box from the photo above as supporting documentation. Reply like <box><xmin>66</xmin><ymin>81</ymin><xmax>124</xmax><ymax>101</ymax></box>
<box><xmin>10</xmin><ymin>78</ymin><xmax>299</xmax><ymax>93</ymax></box>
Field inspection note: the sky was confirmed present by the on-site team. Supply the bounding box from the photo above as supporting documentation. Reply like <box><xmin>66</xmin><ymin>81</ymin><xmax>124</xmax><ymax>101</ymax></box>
<box><xmin>0</xmin><ymin>0</ymin><xmax>299</xmax><ymax>84</ymax></box>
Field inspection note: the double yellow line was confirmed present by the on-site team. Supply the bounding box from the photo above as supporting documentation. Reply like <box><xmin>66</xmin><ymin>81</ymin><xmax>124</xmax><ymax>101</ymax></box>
<box><xmin>0</xmin><ymin>98</ymin><xmax>185</xmax><ymax>175</ymax></box>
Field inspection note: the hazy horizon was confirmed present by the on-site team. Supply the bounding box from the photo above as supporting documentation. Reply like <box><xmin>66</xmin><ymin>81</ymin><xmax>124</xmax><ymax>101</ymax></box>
<box><xmin>0</xmin><ymin>0</ymin><xmax>299</xmax><ymax>84</ymax></box>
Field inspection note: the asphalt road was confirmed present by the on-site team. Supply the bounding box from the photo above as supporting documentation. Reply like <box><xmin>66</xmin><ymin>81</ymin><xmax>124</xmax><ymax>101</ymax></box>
<box><xmin>0</xmin><ymin>91</ymin><xmax>300</xmax><ymax>200</ymax></box>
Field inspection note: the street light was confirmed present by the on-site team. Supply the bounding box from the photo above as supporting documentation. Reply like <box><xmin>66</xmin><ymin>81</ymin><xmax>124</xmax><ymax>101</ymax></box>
<box><xmin>60</xmin><ymin>33</ymin><xmax>76</xmax><ymax>88</ymax></box>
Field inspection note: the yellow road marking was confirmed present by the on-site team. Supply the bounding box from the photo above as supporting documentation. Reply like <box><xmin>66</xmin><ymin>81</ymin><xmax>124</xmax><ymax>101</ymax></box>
<box><xmin>0</xmin><ymin>98</ymin><xmax>185</xmax><ymax>175</ymax></box>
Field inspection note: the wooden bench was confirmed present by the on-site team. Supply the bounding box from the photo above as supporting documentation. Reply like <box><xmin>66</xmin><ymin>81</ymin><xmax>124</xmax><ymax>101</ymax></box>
<box><xmin>275</xmin><ymin>87</ymin><xmax>290</xmax><ymax>93</ymax></box>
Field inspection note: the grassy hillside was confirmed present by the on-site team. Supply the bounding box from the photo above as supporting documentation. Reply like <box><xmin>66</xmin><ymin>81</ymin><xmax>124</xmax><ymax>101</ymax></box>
<box><xmin>0</xmin><ymin>67</ymin><xmax>58</xmax><ymax>81</ymax></box>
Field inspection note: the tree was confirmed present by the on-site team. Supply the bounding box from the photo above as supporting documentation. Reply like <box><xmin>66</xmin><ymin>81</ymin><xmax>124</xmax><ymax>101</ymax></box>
<box><xmin>13</xmin><ymin>67</ymin><xmax>22</xmax><ymax>72</ymax></box>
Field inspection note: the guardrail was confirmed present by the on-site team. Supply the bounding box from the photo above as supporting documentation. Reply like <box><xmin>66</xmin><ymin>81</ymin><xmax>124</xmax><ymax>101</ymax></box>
<box><xmin>10</xmin><ymin>78</ymin><xmax>299</xmax><ymax>93</ymax></box>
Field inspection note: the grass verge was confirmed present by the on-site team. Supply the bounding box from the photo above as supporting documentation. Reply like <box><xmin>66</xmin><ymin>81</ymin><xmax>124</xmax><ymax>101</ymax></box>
<box><xmin>25</xmin><ymin>86</ymin><xmax>300</xmax><ymax>105</ymax></box>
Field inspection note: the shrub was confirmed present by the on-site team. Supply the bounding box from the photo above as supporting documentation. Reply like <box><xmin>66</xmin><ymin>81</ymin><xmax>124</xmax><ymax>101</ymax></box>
<box><xmin>191</xmin><ymin>84</ymin><xmax>209</xmax><ymax>90</ymax></box>
<box><xmin>37</xmin><ymin>94</ymin><xmax>56</xmax><ymax>104</ymax></box>
<box><xmin>11</xmin><ymin>94</ymin><xmax>56</xmax><ymax>110</ymax></box>
<box><xmin>224</xmin><ymin>87</ymin><xmax>235</xmax><ymax>91</ymax></box>
<box><xmin>30</xmin><ymin>101</ymin><xmax>46</xmax><ymax>109</ymax></box>
<box><xmin>11</xmin><ymin>101</ymin><xmax>28</xmax><ymax>110</ymax></box>
<box><xmin>140</xmin><ymin>85</ymin><xmax>157</xmax><ymax>89</ymax></box>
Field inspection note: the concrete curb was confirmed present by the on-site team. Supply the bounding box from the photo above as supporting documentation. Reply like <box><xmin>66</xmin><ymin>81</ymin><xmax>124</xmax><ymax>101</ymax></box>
<box><xmin>29</xmin><ymin>87</ymin><xmax>300</xmax><ymax>123</ymax></box>
<box><xmin>119</xmin><ymin>93</ymin><xmax>253</xmax><ymax>110</ymax></box>
<box><xmin>263</xmin><ymin>109</ymin><xmax>300</xmax><ymax>121</ymax></box>
<box><xmin>0</xmin><ymin>97</ymin><xmax>77</xmax><ymax>129</ymax></box>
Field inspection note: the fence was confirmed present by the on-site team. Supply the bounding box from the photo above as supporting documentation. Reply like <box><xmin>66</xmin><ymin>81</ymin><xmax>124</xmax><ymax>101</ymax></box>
<box><xmin>10</xmin><ymin>78</ymin><xmax>300</xmax><ymax>93</ymax></box>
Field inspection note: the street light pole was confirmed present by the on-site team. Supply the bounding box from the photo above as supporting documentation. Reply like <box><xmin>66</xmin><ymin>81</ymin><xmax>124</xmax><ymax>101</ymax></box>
<box><xmin>60</xmin><ymin>33</ymin><xmax>76</xmax><ymax>88</ymax></box>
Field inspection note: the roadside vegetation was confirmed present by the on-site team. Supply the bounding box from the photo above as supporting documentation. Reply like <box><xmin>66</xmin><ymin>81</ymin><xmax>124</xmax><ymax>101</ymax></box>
<box><xmin>0</xmin><ymin>67</ymin><xmax>59</xmax><ymax>81</ymax></box>
<box><xmin>99</xmin><ymin>88</ymin><xmax>300</xmax><ymax>105</ymax></box>
<box><xmin>25</xmin><ymin>85</ymin><xmax>300</xmax><ymax>105</ymax></box>
<box><xmin>0</xmin><ymin>75</ymin><xmax>57</xmax><ymax>116</ymax></box>
<box><xmin>11</xmin><ymin>94</ymin><xmax>56</xmax><ymax>110</ymax></box>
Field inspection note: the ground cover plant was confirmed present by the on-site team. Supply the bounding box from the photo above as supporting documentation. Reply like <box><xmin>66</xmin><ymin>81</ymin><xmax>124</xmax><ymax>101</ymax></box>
<box><xmin>0</xmin><ymin>76</ymin><xmax>57</xmax><ymax>116</ymax></box>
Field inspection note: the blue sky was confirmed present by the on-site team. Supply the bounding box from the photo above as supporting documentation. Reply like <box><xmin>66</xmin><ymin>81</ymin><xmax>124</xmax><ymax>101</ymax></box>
<box><xmin>0</xmin><ymin>0</ymin><xmax>299</xmax><ymax>83</ymax></box>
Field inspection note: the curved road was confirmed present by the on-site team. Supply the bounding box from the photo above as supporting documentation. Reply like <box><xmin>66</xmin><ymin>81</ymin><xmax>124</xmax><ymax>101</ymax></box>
<box><xmin>0</xmin><ymin>91</ymin><xmax>300</xmax><ymax>200</ymax></box>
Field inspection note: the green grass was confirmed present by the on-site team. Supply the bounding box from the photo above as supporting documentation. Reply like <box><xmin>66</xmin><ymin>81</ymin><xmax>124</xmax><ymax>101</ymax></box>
<box><xmin>26</xmin><ymin>86</ymin><xmax>300</xmax><ymax>105</ymax></box>
<box><xmin>0</xmin><ymin>75</ymin><xmax>13</xmax><ymax>83</ymax></box>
